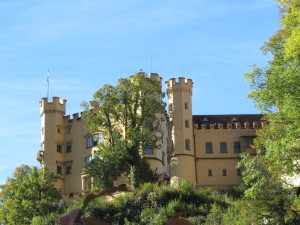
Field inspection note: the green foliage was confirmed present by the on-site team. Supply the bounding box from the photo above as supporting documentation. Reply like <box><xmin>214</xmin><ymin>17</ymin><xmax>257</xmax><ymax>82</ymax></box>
<box><xmin>31</xmin><ymin>212</ymin><xmax>61</xmax><ymax>225</ymax></box>
<box><xmin>82</xmin><ymin>73</ymin><xmax>166</xmax><ymax>189</ymax></box>
<box><xmin>74</xmin><ymin>181</ymin><xmax>233</xmax><ymax>225</ymax></box>
<box><xmin>240</xmin><ymin>1</ymin><xmax>300</xmax><ymax>223</ymax></box>
<box><xmin>243</xmin><ymin>0</ymin><xmax>300</xmax><ymax>191</ymax></box>
<box><xmin>0</xmin><ymin>165</ymin><xmax>63</xmax><ymax>225</ymax></box>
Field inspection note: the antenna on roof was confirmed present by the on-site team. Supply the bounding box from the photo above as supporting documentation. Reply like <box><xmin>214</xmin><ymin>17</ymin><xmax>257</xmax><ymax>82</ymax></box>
<box><xmin>150</xmin><ymin>56</ymin><xmax>153</xmax><ymax>73</ymax></box>
<box><xmin>46</xmin><ymin>69</ymin><xmax>50</xmax><ymax>98</ymax></box>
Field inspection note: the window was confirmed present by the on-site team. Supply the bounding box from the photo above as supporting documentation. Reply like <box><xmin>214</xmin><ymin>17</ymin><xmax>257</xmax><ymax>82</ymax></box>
<box><xmin>223</xmin><ymin>169</ymin><xmax>227</xmax><ymax>176</ymax></box>
<box><xmin>234</xmin><ymin>142</ymin><xmax>241</xmax><ymax>153</ymax></box>
<box><xmin>66</xmin><ymin>143</ymin><xmax>72</xmax><ymax>152</ymax></box>
<box><xmin>57</xmin><ymin>163</ymin><xmax>62</xmax><ymax>175</ymax></box>
<box><xmin>57</xmin><ymin>144</ymin><xmax>62</xmax><ymax>153</ymax></box>
<box><xmin>85</xmin><ymin>156</ymin><xmax>92</xmax><ymax>166</ymax></box>
<box><xmin>57</xmin><ymin>125</ymin><xmax>62</xmax><ymax>134</ymax></box>
<box><xmin>94</xmin><ymin>133</ymin><xmax>104</xmax><ymax>144</ymax></box>
<box><xmin>66</xmin><ymin>162</ymin><xmax>72</xmax><ymax>174</ymax></box>
<box><xmin>67</xmin><ymin>127</ymin><xmax>72</xmax><ymax>134</ymax></box>
<box><xmin>208</xmin><ymin>169</ymin><xmax>212</xmax><ymax>176</ymax></box>
<box><xmin>87</xmin><ymin>136</ymin><xmax>94</xmax><ymax>148</ymax></box>
<box><xmin>162</xmin><ymin>152</ymin><xmax>165</xmax><ymax>166</ymax></box>
<box><xmin>145</xmin><ymin>146</ymin><xmax>154</xmax><ymax>154</ymax></box>
<box><xmin>237</xmin><ymin>169</ymin><xmax>242</xmax><ymax>176</ymax></box>
<box><xmin>185</xmin><ymin>120</ymin><xmax>189</xmax><ymax>128</ymax></box>
<box><xmin>185</xmin><ymin>102</ymin><xmax>188</xmax><ymax>109</ymax></box>
<box><xmin>205</xmin><ymin>143</ymin><xmax>213</xmax><ymax>153</ymax></box>
<box><xmin>185</xmin><ymin>140</ymin><xmax>190</xmax><ymax>150</ymax></box>
<box><xmin>220</xmin><ymin>143</ymin><xmax>227</xmax><ymax>153</ymax></box>
<box><xmin>145</xmin><ymin>121</ymin><xmax>153</xmax><ymax>129</ymax></box>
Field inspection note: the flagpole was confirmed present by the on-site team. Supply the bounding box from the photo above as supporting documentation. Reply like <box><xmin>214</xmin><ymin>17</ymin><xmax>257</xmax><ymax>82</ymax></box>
<box><xmin>46</xmin><ymin>70</ymin><xmax>50</xmax><ymax>99</ymax></box>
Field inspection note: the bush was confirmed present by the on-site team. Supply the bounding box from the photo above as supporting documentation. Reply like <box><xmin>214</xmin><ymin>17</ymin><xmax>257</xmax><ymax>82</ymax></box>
<box><xmin>82</xmin><ymin>182</ymin><xmax>233</xmax><ymax>224</ymax></box>
<box><xmin>31</xmin><ymin>213</ymin><xmax>61</xmax><ymax>225</ymax></box>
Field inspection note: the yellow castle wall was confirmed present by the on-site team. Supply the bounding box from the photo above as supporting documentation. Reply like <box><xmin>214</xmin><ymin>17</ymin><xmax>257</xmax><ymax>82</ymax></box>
<box><xmin>194</xmin><ymin>126</ymin><xmax>257</xmax><ymax>187</ymax></box>
<box><xmin>39</xmin><ymin>75</ymin><xmax>262</xmax><ymax>198</ymax></box>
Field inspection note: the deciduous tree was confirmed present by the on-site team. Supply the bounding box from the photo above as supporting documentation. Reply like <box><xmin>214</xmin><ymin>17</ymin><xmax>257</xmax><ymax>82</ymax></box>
<box><xmin>82</xmin><ymin>73</ymin><xmax>165</xmax><ymax>189</ymax></box>
<box><xmin>0</xmin><ymin>165</ymin><xmax>62</xmax><ymax>225</ymax></box>
<box><xmin>242</xmin><ymin>0</ymin><xmax>300</xmax><ymax>195</ymax></box>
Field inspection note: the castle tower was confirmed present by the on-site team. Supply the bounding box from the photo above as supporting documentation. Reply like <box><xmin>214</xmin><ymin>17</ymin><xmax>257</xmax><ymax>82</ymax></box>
<box><xmin>39</xmin><ymin>97</ymin><xmax>67</xmax><ymax>193</ymax></box>
<box><xmin>166</xmin><ymin>77</ymin><xmax>196</xmax><ymax>183</ymax></box>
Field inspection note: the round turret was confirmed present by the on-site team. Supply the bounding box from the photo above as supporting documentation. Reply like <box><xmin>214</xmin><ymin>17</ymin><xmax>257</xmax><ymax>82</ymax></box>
<box><xmin>166</xmin><ymin>77</ymin><xmax>196</xmax><ymax>183</ymax></box>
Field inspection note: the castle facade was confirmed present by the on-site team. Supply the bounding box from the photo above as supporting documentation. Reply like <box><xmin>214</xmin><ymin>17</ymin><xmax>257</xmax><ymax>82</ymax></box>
<box><xmin>38</xmin><ymin>73</ymin><xmax>264</xmax><ymax>196</ymax></box>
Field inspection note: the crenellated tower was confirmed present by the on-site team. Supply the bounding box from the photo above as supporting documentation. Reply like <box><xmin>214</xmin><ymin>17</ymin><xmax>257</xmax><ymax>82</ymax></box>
<box><xmin>166</xmin><ymin>77</ymin><xmax>196</xmax><ymax>183</ymax></box>
<box><xmin>39</xmin><ymin>97</ymin><xmax>67</xmax><ymax>193</ymax></box>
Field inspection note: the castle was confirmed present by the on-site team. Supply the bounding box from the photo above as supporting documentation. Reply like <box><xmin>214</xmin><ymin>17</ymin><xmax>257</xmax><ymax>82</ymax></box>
<box><xmin>38</xmin><ymin>73</ymin><xmax>264</xmax><ymax>196</ymax></box>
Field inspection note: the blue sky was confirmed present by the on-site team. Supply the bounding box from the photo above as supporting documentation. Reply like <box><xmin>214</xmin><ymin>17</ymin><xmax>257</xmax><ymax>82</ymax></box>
<box><xmin>0</xmin><ymin>0</ymin><xmax>280</xmax><ymax>184</ymax></box>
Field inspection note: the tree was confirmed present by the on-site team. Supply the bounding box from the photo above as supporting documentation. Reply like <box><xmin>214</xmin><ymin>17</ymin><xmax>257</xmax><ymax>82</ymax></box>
<box><xmin>82</xmin><ymin>73</ymin><xmax>166</xmax><ymax>189</ymax></box>
<box><xmin>239</xmin><ymin>0</ymin><xmax>300</xmax><ymax>223</ymax></box>
<box><xmin>0</xmin><ymin>165</ymin><xmax>63</xmax><ymax>225</ymax></box>
<box><xmin>242</xmin><ymin>0</ymin><xmax>300</xmax><ymax>194</ymax></box>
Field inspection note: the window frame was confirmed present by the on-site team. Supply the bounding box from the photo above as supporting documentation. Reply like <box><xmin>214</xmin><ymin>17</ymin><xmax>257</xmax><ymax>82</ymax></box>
<box><xmin>57</xmin><ymin>143</ymin><xmax>62</xmax><ymax>153</ymax></box>
<box><xmin>57</xmin><ymin>163</ymin><xmax>62</xmax><ymax>175</ymax></box>
<box><xmin>220</xmin><ymin>142</ymin><xmax>227</xmax><ymax>153</ymax></box>
<box><xmin>66</xmin><ymin>162</ymin><xmax>72</xmax><ymax>174</ymax></box>
<box><xmin>145</xmin><ymin>146</ymin><xmax>154</xmax><ymax>154</ymax></box>
<box><xmin>185</xmin><ymin>139</ymin><xmax>190</xmax><ymax>150</ymax></box>
<box><xmin>86</xmin><ymin>136</ymin><xmax>94</xmax><ymax>148</ymax></box>
<box><xmin>185</xmin><ymin>120</ymin><xmax>189</xmax><ymax>128</ymax></box>
<box><xmin>205</xmin><ymin>143</ymin><xmax>213</xmax><ymax>153</ymax></box>
<box><xmin>184</xmin><ymin>102</ymin><xmax>188</xmax><ymax>109</ymax></box>
<box><xmin>66</xmin><ymin>142</ymin><xmax>72</xmax><ymax>153</ymax></box>
<box><xmin>223</xmin><ymin>169</ymin><xmax>227</xmax><ymax>176</ymax></box>
<box><xmin>234</xmin><ymin>142</ymin><xmax>241</xmax><ymax>153</ymax></box>
<box><xmin>208</xmin><ymin>169</ymin><xmax>212</xmax><ymax>176</ymax></box>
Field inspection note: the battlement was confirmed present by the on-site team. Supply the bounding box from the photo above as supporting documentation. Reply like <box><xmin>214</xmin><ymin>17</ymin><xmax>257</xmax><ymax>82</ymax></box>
<box><xmin>40</xmin><ymin>97</ymin><xmax>67</xmax><ymax>116</ymax></box>
<box><xmin>64</xmin><ymin>112</ymin><xmax>83</xmax><ymax>121</ymax></box>
<box><xmin>165</xmin><ymin>77</ymin><xmax>193</xmax><ymax>88</ymax></box>
<box><xmin>165</xmin><ymin>77</ymin><xmax>193</xmax><ymax>96</ymax></box>
<box><xmin>195</xmin><ymin>121</ymin><xmax>267</xmax><ymax>130</ymax></box>
<box><xmin>149</xmin><ymin>73</ymin><xmax>162</xmax><ymax>82</ymax></box>
<box><xmin>129</xmin><ymin>72</ymin><xmax>162</xmax><ymax>83</ymax></box>
<box><xmin>193</xmin><ymin>114</ymin><xmax>266</xmax><ymax>130</ymax></box>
